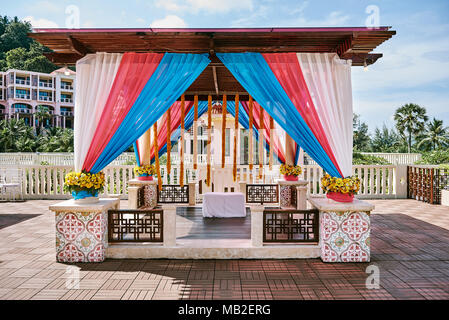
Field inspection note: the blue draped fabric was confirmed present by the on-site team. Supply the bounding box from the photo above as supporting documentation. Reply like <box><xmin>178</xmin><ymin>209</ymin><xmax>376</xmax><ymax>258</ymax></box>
<box><xmin>133</xmin><ymin>142</ymin><xmax>140</xmax><ymax>167</ymax></box>
<box><xmin>91</xmin><ymin>53</ymin><xmax>210</xmax><ymax>173</ymax></box>
<box><xmin>217</xmin><ymin>52</ymin><xmax>341</xmax><ymax>177</ymax></box>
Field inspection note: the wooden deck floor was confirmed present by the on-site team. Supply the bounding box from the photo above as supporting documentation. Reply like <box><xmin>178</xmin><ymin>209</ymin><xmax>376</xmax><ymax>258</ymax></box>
<box><xmin>176</xmin><ymin>206</ymin><xmax>251</xmax><ymax>240</ymax></box>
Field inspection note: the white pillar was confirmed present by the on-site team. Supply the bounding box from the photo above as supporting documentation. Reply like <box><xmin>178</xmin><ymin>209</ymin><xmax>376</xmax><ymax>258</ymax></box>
<box><xmin>251</xmin><ymin>205</ymin><xmax>264</xmax><ymax>247</ymax></box>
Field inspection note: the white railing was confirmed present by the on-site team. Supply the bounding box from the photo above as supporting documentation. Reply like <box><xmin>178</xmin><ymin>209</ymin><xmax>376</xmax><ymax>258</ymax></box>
<box><xmin>360</xmin><ymin>153</ymin><xmax>421</xmax><ymax>165</ymax></box>
<box><xmin>0</xmin><ymin>163</ymin><xmax>403</xmax><ymax>200</ymax></box>
<box><xmin>305</xmin><ymin>152</ymin><xmax>422</xmax><ymax>165</ymax></box>
<box><xmin>0</xmin><ymin>152</ymin><xmax>137</xmax><ymax>166</ymax></box>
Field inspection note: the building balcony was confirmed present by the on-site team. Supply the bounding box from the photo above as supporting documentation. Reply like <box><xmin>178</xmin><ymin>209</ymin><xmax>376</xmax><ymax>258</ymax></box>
<box><xmin>13</xmin><ymin>109</ymin><xmax>32</xmax><ymax>114</ymax></box>
<box><xmin>39</xmin><ymin>96</ymin><xmax>53</xmax><ymax>102</ymax></box>
<box><xmin>16</xmin><ymin>79</ymin><xmax>30</xmax><ymax>86</ymax></box>
<box><xmin>60</xmin><ymin>110</ymin><xmax>74</xmax><ymax>116</ymax></box>
<box><xmin>16</xmin><ymin>94</ymin><xmax>31</xmax><ymax>100</ymax></box>
<box><xmin>60</xmin><ymin>98</ymin><xmax>73</xmax><ymax>103</ymax></box>
<box><xmin>39</xmin><ymin>82</ymin><xmax>53</xmax><ymax>88</ymax></box>
<box><xmin>61</xmin><ymin>84</ymin><xmax>73</xmax><ymax>90</ymax></box>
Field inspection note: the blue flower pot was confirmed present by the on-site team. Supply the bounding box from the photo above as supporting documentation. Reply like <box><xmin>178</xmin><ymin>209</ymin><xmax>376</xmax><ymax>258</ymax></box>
<box><xmin>72</xmin><ymin>190</ymin><xmax>99</xmax><ymax>203</ymax></box>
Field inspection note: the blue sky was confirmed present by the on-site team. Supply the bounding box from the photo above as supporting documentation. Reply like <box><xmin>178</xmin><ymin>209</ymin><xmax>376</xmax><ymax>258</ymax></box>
<box><xmin>2</xmin><ymin>0</ymin><xmax>449</xmax><ymax>132</ymax></box>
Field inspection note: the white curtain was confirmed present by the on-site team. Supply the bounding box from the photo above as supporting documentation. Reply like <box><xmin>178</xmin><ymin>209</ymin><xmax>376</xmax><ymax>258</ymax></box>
<box><xmin>297</xmin><ymin>53</ymin><xmax>353</xmax><ymax>177</ymax></box>
<box><xmin>74</xmin><ymin>53</ymin><xmax>122</xmax><ymax>171</ymax></box>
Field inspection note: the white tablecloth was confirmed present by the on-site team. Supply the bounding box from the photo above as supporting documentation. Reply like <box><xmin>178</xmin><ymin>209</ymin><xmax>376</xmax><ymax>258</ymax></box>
<box><xmin>202</xmin><ymin>192</ymin><xmax>246</xmax><ymax>218</ymax></box>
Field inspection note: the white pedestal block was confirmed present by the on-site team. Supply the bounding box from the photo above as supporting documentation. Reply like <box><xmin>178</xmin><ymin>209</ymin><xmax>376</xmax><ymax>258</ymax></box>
<box><xmin>309</xmin><ymin>197</ymin><xmax>374</xmax><ymax>263</ymax></box>
<box><xmin>250</xmin><ymin>205</ymin><xmax>264</xmax><ymax>247</ymax></box>
<box><xmin>442</xmin><ymin>189</ymin><xmax>449</xmax><ymax>207</ymax></box>
<box><xmin>278</xmin><ymin>179</ymin><xmax>308</xmax><ymax>209</ymax></box>
<box><xmin>128</xmin><ymin>179</ymin><xmax>157</xmax><ymax>209</ymax></box>
<box><xmin>49</xmin><ymin>198</ymin><xmax>120</xmax><ymax>263</ymax></box>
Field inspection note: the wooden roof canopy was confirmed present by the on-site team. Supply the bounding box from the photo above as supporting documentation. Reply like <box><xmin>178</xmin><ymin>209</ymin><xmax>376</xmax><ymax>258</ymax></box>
<box><xmin>30</xmin><ymin>27</ymin><xmax>395</xmax><ymax>100</ymax></box>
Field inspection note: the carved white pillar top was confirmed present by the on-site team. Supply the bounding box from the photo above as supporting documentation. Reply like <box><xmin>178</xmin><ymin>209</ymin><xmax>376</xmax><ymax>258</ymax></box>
<box><xmin>277</xmin><ymin>179</ymin><xmax>308</xmax><ymax>187</ymax></box>
<box><xmin>49</xmin><ymin>198</ymin><xmax>120</xmax><ymax>213</ymax></box>
<box><xmin>308</xmin><ymin>196</ymin><xmax>375</xmax><ymax>212</ymax></box>
<box><xmin>128</xmin><ymin>179</ymin><xmax>158</xmax><ymax>187</ymax></box>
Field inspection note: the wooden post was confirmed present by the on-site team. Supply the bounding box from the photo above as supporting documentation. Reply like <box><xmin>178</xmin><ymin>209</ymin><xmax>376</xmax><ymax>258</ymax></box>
<box><xmin>180</xmin><ymin>94</ymin><xmax>185</xmax><ymax>187</ymax></box>
<box><xmin>206</xmin><ymin>95</ymin><xmax>212</xmax><ymax>186</ymax></box>
<box><xmin>233</xmin><ymin>94</ymin><xmax>239</xmax><ymax>181</ymax></box>
<box><xmin>248</xmin><ymin>96</ymin><xmax>254</xmax><ymax>172</ymax></box>
<box><xmin>269</xmin><ymin>115</ymin><xmax>274</xmax><ymax>170</ymax></box>
<box><xmin>153</xmin><ymin>123</ymin><xmax>162</xmax><ymax>191</ymax></box>
<box><xmin>193</xmin><ymin>95</ymin><xmax>198</xmax><ymax>170</ymax></box>
<box><xmin>285</xmin><ymin>134</ymin><xmax>295</xmax><ymax>166</ymax></box>
<box><xmin>222</xmin><ymin>94</ymin><xmax>227</xmax><ymax>169</ymax></box>
<box><xmin>166</xmin><ymin>107</ymin><xmax>171</xmax><ymax>175</ymax></box>
<box><xmin>139</xmin><ymin>128</ymin><xmax>152</xmax><ymax>165</ymax></box>
<box><xmin>259</xmin><ymin>104</ymin><xmax>264</xmax><ymax>179</ymax></box>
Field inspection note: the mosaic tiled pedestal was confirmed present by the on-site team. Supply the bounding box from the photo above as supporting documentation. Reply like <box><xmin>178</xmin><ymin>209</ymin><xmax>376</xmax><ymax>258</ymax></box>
<box><xmin>278</xmin><ymin>179</ymin><xmax>308</xmax><ymax>210</ymax></box>
<box><xmin>128</xmin><ymin>179</ymin><xmax>157</xmax><ymax>209</ymax></box>
<box><xmin>49</xmin><ymin>198</ymin><xmax>120</xmax><ymax>263</ymax></box>
<box><xmin>309</xmin><ymin>197</ymin><xmax>374</xmax><ymax>263</ymax></box>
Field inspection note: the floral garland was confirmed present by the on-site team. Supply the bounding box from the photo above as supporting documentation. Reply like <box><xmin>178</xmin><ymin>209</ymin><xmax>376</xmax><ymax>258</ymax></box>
<box><xmin>63</xmin><ymin>171</ymin><xmax>105</xmax><ymax>196</ymax></box>
<box><xmin>321</xmin><ymin>174</ymin><xmax>361</xmax><ymax>195</ymax></box>
<box><xmin>134</xmin><ymin>164</ymin><xmax>156</xmax><ymax>176</ymax></box>
<box><xmin>280</xmin><ymin>164</ymin><xmax>302</xmax><ymax>176</ymax></box>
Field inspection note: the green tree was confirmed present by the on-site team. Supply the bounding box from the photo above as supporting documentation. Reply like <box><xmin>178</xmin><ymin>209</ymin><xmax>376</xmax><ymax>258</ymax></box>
<box><xmin>0</xmin><ymin>118</ymin><xmax>35</xmax><ymax>152</ymax></box>
<box><xmin>353</xmin><ymin>113</ymin><xmax>371</xmax><ymax>151</ymax></box>
<box><xmin>417</xmin><ymin>118</ymin><xmax>449</xmax><ymax>151</ymax></box>
<box><xmin>394</xmin><ymin>103</ymin><xmax>428</xmax><ymax>153</ymax></box>
<box><xmin>0</xmin><ymin>15</ymin><xmax>57</xmax><ymax>73</ymax></box>
<box><xmin>0</xmin><ymin>18</ymin><xmax>32</xmax><ymax>52</ymax></box>
<box><xmin>37</xmin><ymin>127</ymin><xmax>74</xmax><ymax>152</ymax></box>
<box><xmin>371</xmin><ymin>124</ymin><xmax>404</xmax><ymax>152</ymax></box>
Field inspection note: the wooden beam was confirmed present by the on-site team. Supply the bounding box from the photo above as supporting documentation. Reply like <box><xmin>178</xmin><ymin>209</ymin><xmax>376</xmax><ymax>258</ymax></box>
<box><xmin>66</xmin><ymin>35</ymin><xmax>89</xmax><ymax>56</ymax></box>
<box><xmin>212</xmin><ymin>66</ymin><xmax>219</xmax><ymax>96</ymax></box>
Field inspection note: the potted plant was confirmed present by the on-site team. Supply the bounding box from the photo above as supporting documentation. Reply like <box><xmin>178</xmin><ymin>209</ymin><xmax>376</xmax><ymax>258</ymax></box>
<box><xmin>134</xmin><ymin>164</ymin><xmax>156</xmax><ymax>181</ymax></box>
<box><xmin>280</xmin><ymin>164</ymin><xmax>302</xmax><ymax>181</ymax></box>
<box><xmin>63</xmin><ymin>171</ymin><xmax>105</xmax><ymax>203</ymax></box>
<box><xmin>321</xmin><ymin>174</ymin><xmax>361</xmax><ymax>203</ymax></box>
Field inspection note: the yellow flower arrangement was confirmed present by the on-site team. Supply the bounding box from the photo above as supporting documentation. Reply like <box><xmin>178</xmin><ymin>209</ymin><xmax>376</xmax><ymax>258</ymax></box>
<box><xmin>134</xmin><ymin>164</ymin><xmax>156</xmax><ymax>176</ymax></box>
<box><xmin>63</xmin><ymin>171</ymin><xmax>105</xmax><ymax>196</ymax></box>
<box><xmin>321</xmin><ymin>174</ymin><xmax>361</xmax><ymax>195</ymax></box>
<box><xmin>280</xmin><ymin>164</ymin><xmax>302</xmax><ymax>176</ymax></box>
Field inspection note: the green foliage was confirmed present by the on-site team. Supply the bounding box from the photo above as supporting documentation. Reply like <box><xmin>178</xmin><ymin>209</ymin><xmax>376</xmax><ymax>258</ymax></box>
<box><xmin>352</xmin><ymin>152</ymin><xmax>391</xmax><ymax>165</ymax></box>
<box><xmin>415</xmin><ymin>150</ymin><xmax>449</xmax><ymax>165</ymax></box>
<box><xmin>0</xmin><ymin>15</ymin><xmax>57</xmax><ymax>73</ymax></box>
<box><xmin>0</xmin><ymin>119</ymin><xmax>74</xmax><ymax>152</ymax></box>
<box><xmin>353</xmin><ymin>114</ymin><xmax>371</xmax><ymax>152</ymax></box>
<box><xmin>416</xmin><ymin>118</ymin><xmax>449</xmax><ymax>151</ymax></box>
<box><xmin>371</xmin><ymin>124</ymin><xmax>407</xmax><ymax>152</ymax></box>
<box><xmin>394</xmin><ymin>103</ymin><xmax>428</xmax><ymax>153</ymax></box>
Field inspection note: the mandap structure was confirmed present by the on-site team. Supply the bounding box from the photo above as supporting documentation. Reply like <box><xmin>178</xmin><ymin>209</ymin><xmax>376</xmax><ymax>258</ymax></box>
<box><xmin>31</xmin><ymin>27</ymin><xmax>395</xmax><ymax>262</ymax></box>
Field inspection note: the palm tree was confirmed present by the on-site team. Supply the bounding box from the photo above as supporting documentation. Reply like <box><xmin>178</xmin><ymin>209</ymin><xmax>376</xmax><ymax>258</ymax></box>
<box><xmin>417</xmin><ymin>118</ymin><xmax>449</xmax><ymax>151</ymax></box>
<box><xmin>34</xmin><ymin>105</ymin><xmax>50</xmax><ymax>134</ymax></box>
<box><xmin>0</xmin><ymin>118</ymin><xmax>35</xmax><ymax>152</ymax></box>
<box><xmin>394</xmin><ymin>103</ymin><xmax>428</xmax><ymax>153</ymax></box>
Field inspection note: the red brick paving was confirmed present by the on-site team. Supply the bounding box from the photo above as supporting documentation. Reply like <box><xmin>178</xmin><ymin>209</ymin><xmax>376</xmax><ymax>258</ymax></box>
<box><xmin>0</xmin><ymin>199</ymin><xmax>449</xmax><ymax>300</ymax></box>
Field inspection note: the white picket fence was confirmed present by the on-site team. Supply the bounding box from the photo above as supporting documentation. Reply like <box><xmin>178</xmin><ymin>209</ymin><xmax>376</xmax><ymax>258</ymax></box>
<box><xmin>0</xmin><ymin>164</ymin><xmax>401</xmax><ymax>200</ymax></box>
<box><xmin>305</xmin><ymin>152</ymin><xmax>421</xmax><ymax>165</ymax></box>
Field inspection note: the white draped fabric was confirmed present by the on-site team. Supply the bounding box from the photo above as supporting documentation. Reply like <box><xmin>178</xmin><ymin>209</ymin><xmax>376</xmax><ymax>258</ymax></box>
<box><xmin>74</xmin><ymin>53</ymin><xmax>122</xmax><ymax>171</ymax></box>
<box><xmin>297</xmin><ymin>53</ymin><xmax>353</xmax><ymax>177</ymax></box>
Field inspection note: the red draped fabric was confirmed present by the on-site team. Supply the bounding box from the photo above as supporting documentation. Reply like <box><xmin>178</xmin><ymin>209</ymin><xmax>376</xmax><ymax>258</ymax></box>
<box><xmin>83</xmin><ymin>53</ymin><xmax>164</xmax><ymax>171</ymax></box>
<box><xmin>241</xmin><ymin>101</ymin><xmax>286</xmax><ymax>164</ymax></box>
<box><xmin>262</xmin><ymin>53</ymin><xmax>342</xmax><ymax>175</ymax></box>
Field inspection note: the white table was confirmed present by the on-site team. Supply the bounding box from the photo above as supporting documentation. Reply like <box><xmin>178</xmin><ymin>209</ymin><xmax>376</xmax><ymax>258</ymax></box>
<box><xmin>202</xmin><ymin>192</ymin><xmax>246</xmax><ymax>218</ymax></box>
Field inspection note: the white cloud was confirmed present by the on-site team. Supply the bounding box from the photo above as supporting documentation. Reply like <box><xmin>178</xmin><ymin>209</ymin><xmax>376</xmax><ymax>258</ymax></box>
<box><xmin>294</xmin><ymin>11</ymin><xmax>350</xmax><ymax>26</ymax></box>
<box><xmin>150</xmin><ymin>15</ymin><xmax>187</xmax><ymax>28</ymax></box>
<box><xmin>23</xmin><ymin>16</ymin><xmax>59</xmax><ymax>28</ymax></box>
<box><xmin>155</xmin><ymin>0</ymin><xmax>253</xmax><ymax>13</ymax></box>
